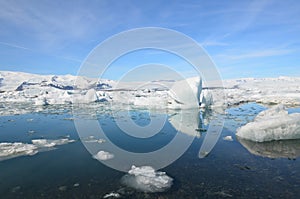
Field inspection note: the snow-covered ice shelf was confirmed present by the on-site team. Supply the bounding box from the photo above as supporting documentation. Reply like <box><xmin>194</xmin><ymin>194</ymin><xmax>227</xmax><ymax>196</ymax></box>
<box><xmin>0</xmin><ymin>71</ymin><xmax>207</xmax><ymax>109</ymax></box>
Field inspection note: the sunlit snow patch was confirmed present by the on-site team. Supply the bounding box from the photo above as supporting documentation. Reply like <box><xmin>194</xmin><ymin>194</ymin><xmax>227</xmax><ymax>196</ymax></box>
<box><xmin>236</xmin><ymin>105</ymin><xmax>300</xmax><ymax>142</ymax></box>
<box><xmin>121</xmin><ymin>165</ymin><xmax>173</xmax><ymax>193</ymax></box>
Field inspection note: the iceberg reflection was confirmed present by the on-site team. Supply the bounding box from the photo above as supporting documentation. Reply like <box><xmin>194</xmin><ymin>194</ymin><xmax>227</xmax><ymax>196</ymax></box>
<box><xmin>237</xmin><ymin>137</ymin><xmax>300</xmax><ymax>159</ymax></box>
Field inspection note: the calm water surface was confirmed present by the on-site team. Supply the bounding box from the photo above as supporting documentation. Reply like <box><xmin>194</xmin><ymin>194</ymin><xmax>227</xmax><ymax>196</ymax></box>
<box><xmin>0</xmin><ymin>103</ymin><xmax>300</xmax><ymax>199</ymax></box>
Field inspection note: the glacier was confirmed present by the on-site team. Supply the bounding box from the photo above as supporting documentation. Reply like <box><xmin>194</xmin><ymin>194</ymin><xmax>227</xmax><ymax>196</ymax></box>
<box><xmin>236</xmin><ymin>105</ymin><xmax>300</xmax><ymax>142</ymax></box>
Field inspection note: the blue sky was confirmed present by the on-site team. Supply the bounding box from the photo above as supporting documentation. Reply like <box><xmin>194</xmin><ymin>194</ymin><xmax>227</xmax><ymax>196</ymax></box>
<box><xmin>0</xmin><ymin>0</ymin><xmax>299</xmax><ymax>80</ymax></box>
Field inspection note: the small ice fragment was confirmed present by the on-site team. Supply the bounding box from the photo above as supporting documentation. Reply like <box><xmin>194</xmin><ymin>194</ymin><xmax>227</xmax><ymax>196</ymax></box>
<box><xmin>73</xmin><ymin>183</ymin><xmax>80</xmax><ymax>187</ymax></box>
<box><xmin>82</xmin><ymin>136</ymin><xmax>106</xmax><ymax>143</ymax></box>
<box><xmin>93</xmin><ymin>151</ymin><xmax>114</xmax><ymax>160</ymax></box>
<box><xmin>27</xmin><ymin>130</ymin><xmax>35</xmax><ymax>134</ymax></box>
<box><xmin>103</xmin><ymin>192</ymin><xmax>121</xmax><ymax>198</ymax></box>
<box><xmin>58</xmin><ymin>186</ymin><xmax>67</xmax><ymax>191</ymax></box>
<box><xmin>223</xmin><ymin>136</ymin><xmax>233</xmax><ymax>141</ymax></box>
<box><xmin>121</xmin><ymin>165</ymin><xmax>173</xmax><ymax>193</ymax></box>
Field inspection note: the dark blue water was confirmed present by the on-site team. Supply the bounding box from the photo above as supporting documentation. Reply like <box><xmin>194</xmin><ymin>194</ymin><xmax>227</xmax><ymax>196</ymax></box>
<box><xmin>0</xmin><ymin>103</ymin><xmax>300</xmax><ymax>199</ymax></box>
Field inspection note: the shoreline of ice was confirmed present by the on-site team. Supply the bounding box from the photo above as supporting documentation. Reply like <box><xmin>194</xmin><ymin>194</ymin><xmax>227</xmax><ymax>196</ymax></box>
<box><xmin>1</xmin><ymin>71</ymin><xmax>299</xmax><ymax>111</ymax></box>
<box><xmin>0</xmin><ymin>71</ymin><xmax>209</xmax><ymax>109</ymax></box>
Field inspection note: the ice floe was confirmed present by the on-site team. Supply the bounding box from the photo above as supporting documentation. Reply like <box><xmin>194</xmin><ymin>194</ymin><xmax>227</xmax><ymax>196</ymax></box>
<box><xmin>93</xmin><ymin>150</ymin><xmax>114</xmax><ymax>161</ymax></box>
<box><xmin>236</xmin><ymin>105</ymin><xmax>300</xmax><ymax>142</ymax></box>
<box><xmin>121</xmin><ymin>165</ymin><xmax>173</xmax><ymax>193</ymax></box>
<box><xmin>0</xmin><ymin>142</ymin><xmax>38</xmax><ymax>160</ymax></box>
<box><xmin>31</xmin><ymin>138</ymin><xmax>75</xmax><ymax>147</ymax></box>
<box><xmin>0</xmin><ymin>138</ymin><xmax>75</xmax><ymax>161</ymax></box>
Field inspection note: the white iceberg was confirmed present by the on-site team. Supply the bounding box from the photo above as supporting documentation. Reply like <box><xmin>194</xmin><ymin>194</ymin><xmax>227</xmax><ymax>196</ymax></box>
<box><xmin>236</xmin><ymin>105</ymin><xmax>300</xmax><ymax>142</ymax></box>
<box><xmin>167</xmin><ymin>77</ymin><xmax>202</xmax><ymax>109</ymax></box>
<box><xmin>93</xmin><ymin>150</ymin><xmax>114</xmax><ymax>161</ymax></box>
<box><xmin>121</xmin><ymin>165</ymin><xmax>173</xmax><ymax>193</ymax></box>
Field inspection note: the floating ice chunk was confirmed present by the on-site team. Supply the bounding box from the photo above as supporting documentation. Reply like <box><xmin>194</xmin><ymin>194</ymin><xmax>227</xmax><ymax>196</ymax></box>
<box><xmin>103</xmin><ymin>192</ymin><xmax>121</xmax><ymax>198</ymax></box>
<box><xmin>31</xmin><ymin>138</ymin><xmax>75</xmax><ymax>147</ymax></box>
<box><xmin>0</xmin><ymin>142</ymin><xmax>38</xmax><ymax>160</ymax></box>
<box><xmin>93</xmin><ymin>150</ymin><xmax>114</xmax><ymax>160</ymax></box>
<box><xmin>121</xmin><ymin>165</ymin><xmax>173</xmax><ymax>193</ymax></box>
<box><xmin>0</xmin><ymin>138</ymin><xmax>75</xmax><ymax>161</ymax></box>
<box><xmin>236</xmin><ymin>105</ymin><xmax>300</xmax><ymax>142</ymax></box>
<box><xmin>82</xmin><ymin>136</ymin><xmax>106</xmax><ymax>143</ymax></box>
<box><xmin>223</xmin><ymin>136</ymin><xmax>233</xmax><ymax>141</ymax></box>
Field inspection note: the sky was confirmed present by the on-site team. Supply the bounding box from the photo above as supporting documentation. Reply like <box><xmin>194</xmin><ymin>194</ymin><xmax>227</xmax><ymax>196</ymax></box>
<box><xmin>0</xmin><ymin>0</ymin><xmax>300</xmax><ymax>80</ymax></box>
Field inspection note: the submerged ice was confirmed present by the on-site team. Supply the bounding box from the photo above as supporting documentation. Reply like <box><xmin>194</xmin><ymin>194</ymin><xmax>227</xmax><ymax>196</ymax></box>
<box><xmin>121</xmin><ymin>165</ymin><xmax>173</xmax><ymax>193</ymax></box>
<box><xmin>236</xmin><ymin>105</ymin><xmax>300</xmax><ymax>142</ymax></box>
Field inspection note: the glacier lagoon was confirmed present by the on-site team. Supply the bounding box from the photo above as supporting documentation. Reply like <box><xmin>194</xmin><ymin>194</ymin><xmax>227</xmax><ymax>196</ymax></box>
<box><xmin>0</xmin><ymin>103</ymin><xmax>300</xmax><ymax>198</ymax></box>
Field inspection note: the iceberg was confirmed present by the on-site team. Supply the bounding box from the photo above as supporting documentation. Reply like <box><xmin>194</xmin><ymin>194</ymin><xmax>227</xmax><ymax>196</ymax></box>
<box><xmin>236</xmin><ymin>105</ymin><xmax>300</xmax><ymax>142</ymax></box>
<box><xmin>167</xmin><ymin>77</ymin><xmax>202</xmax><ymax>109</ymax></box>
<box><xmin>121</xmin><ymin>165</ymin><xmax>173</xmax><ymax>193</ymax></box>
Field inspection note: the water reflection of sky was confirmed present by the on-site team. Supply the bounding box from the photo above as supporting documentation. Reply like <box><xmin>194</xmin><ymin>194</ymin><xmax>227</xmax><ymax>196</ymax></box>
<box><xmin>0</xmin><ymin>103</ymin><xmax>300</xmax><ymax>198</ymax></box>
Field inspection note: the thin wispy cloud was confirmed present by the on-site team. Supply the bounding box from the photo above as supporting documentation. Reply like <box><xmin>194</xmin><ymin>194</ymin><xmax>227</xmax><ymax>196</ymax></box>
<box><xmin>217</xmin><ymin>48</ymin><xmax>293</xmax><ymax>60</ymax></box>
<box><xmin>0</xmin><ymin>0</ymin><xmax>299</xmax><ymax>78</ymax></box>
<box><xmin>0</xmin><ymin>42</ymin><xmax>29</xmax><ymax>50</ymax></box>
